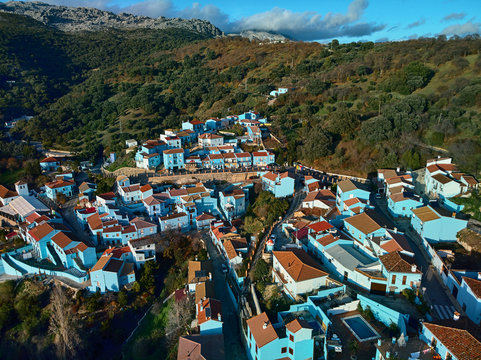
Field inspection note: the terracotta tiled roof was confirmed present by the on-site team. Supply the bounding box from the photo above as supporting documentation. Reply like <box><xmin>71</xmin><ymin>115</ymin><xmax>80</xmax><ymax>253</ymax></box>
<box><xmin>344</xmin><ymin>197</ymin><xmax>361</xmax><ymax>207</ymax></box>
<box><xmin>91</xmin><ymin>255</ymin><xmax>111</xmax><ymax>272</ymax></box>
<box><xmin>262</xmin><ymin>172</ymin><xmax>278</xmax><ymax>182</ymax></box>
<box><xmin>462</xmin><ymin>277</ymin><xmax>481</xmax><ymax>299</ymax></box>
<box><xmin>28</xmin><ymin>223</ymin><xmax>54</xmax><ymax>242</ymax></box>
<box><xmin>196</xmin><ymin>213</ymin><xmax>216</xmax><ymax>221</ymax></box>
<box><xmin>131</xmin><ymin>217</ymin><xmax>156</xmax><ymax>229</ymax></box>
<box><xmin>103</xmin><ymin>225</ymin><xmax>122</xmax><ymax>233</ymax></box>
<box><xmin>308</xmin><ymin>221</ymin><xmax>333</xmax><ymax>233</ymax></box>
<box><xmin>235</xmin><ymin>152</ymin><xmax>251</xmax><ymax>158</ymax></box>
<box><xmin>177</xmin><ymin>334</ymin><xmax>225</xmax><ymax>360</ymax></box>
<box><xmin>273</xmin><ymin>249</ymin><xmax>327</xmax><ymax>282</ymax></box>
<box><xmin>199</xmin><ymin>133</ymin><xmax>223</xmax><ymax>139</ymax></box>
<box><xmin>51</xmin><ymin>231</ymin><xmax>73</xmax><ymax>249</ymax></box>
<box><xmin>87</xmin><ymin>213</ymin><xmax>102</xmax><ymax>230</ymax></box>
<box><xmin>195</xmin><ymin>281</ymin><xmax>216</xmax><ymax>304</ymax></box>
<box><xmin>197</xmin><ymin>298</ymin><xmax>222</xmax><ymax>325</ymax></box>
<box><xmin>316</xmin><ymin>234</ymin><xmax>340</xmax><ymax>247</ymax></box>
<box><xmin>188</xmin><ymin>260</ymin><xmax>212</xmax><ymax>284</ymax></box>
<box><xmin>25</xmin><ymin>212</ymin><xmax>41</xmax><ymax>224</ymax></box>
<box><xmin>252</xmin><ymin>151</ymin><xmax>270</xmax><ymax>157</ymax></box>
<box><xmin>45</xmin><ymin>179</ymin><xmax>74</xmax><ymax>189</ymax></box>
<box><xmin>432</xmin><ymin>173</ymin><xmax>454</xmax><ymax>185</ymax></box>
<box><xmin>423</xmin><ymin>323</ymin><xmax>481</xmax><ymax>360</ymax></box>
<box><xmin>246</xmin><ymin>313</ymin><xmax>278</xmax><ymax>348</ymax></box>
<box><xmin>102</xmin><ymin>246</ymin><xmax>131</xmax><ymax>258</ymax></box>
<box><xmin>160</xmin><ymin>212</ymin><xmax>187</xmax><ymax>221</ymax></box>
<box><xmin>412</xmin><ymin>206</ymin><xmax>440</xmax><ymax>222</ymax></box>
<box><xmin>140</xmin><ymin>184</ymin><xmax>152</xmax><ymax>192</ymax></box>
<box><xmin>285</xmin><ymin>318</ymin><xmax>312</xmax><ymax>333</ymax></box>
<box><xmin>308</xmin><ymin>181</ymin><xmax>321</xmax><ymax>191</ymax></box>
<box><xmin>143</xmin><ymin>195</ymin><xmax>160</xmax><ymax>206</ymax></box>
<box><xmin>462</xmin><ymin>175</ymin><xmax>479</xmax><ymax>186</ymax></box>
<box><xmin>40</xmin><ymin>157</ymin><xmax>59</xmax><ymax>163</ymax></box>
<box><xmin>337</xmin><ymin>179</ymin><xmax>358</xmax><ymax>192</ymax></box>
<box><xmin>0</xmin><ymin>185</ymin><xmax>18</xmax><ymax>199</ymax></box>
<box><xmin>344</xmin><ymin>212</ymin><xmax>382</xmax><ymax>235</ymax></box>
<box><xmin>379</xmin><ymin>251</ymin><xmax>421</xmax><ymax>273</ymax></box>
<box><xmin>163</xmin><ymin>148</ymin><xmax>184</xmax><ymax>154</ymax></box>
<box><xmin>65</xmin><ymin>242</ymin><xmax>89</xmax><ymax>254</ymax></box>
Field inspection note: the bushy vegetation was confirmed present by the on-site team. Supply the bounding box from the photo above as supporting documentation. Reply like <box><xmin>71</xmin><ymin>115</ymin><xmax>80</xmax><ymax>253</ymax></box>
<box><xmin>244</xmin><ymin>190</ymin><xmax>289</xmax><ymax>235</ymax></box>
<box><xmin>2</xmin><ymin>13</ymin><xmax>481</xmax><ymax>177</ymax></box>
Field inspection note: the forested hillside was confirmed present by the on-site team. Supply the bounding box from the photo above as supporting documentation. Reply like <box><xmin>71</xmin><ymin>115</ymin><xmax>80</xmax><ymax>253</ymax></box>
<box><xmin>2</xmin><ymin>12</ymin><xmax>481</xmax><ymax>176</ymax></box>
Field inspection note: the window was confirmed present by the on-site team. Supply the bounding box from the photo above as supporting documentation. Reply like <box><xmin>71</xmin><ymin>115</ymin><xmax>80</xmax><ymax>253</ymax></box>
<box><xmin>255</xmin><ymin>345</ymin><xmax>258</xmax><ymax>354</ymax></box>
<box><xmin>281</xmin><ymin>347</ymin><xmax>287</xmax><ymax>354</ymax></box>
<box><xmin>289</xmin><ymin>334</ymin><xmax>294</xmax><ymax>342</ymax></box>
<box><xmin>402</xmin><ymin>276</ymin><xmax>407</xmax><ymax>285</ymax></box>
<box><xmin>289</xmin><ymin>348</ymin><xmax>293</xmax><ymax>355</ymax></box>
<box><xmin>392</xmin><ymin>275</ymin><xmax>396</xmax><ymax>284</ymax></box>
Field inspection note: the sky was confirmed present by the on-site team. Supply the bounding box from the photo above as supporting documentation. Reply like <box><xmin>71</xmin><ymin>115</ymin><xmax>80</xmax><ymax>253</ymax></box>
<box><xmin>3</xmin><ymin>0</ymin><xmax>481</xmax><ymax>42</ymax></box>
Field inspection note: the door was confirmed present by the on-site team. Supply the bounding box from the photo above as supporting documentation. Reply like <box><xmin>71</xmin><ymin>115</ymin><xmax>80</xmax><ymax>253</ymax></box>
<box><xmin>370</xmin><ymin>282</ymin><xmax>386</xmax><ymax>295</ymax></box>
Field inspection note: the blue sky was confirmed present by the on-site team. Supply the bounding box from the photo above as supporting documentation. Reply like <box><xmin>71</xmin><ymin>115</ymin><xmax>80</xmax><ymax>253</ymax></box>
<box><xmin>4</xmin><ymin>0</ymin><xmax>481</xmax><ymax>41</ymax></box>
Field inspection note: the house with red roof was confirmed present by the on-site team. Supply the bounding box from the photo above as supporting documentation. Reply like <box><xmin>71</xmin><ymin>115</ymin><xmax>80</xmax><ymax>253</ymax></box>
<box><xmin>420</xmin><ymin>322</ymin><xmax>481</xmax><ymax>360</ymax></box>
<box><xmin>196</xmin><ymin>298</ymin><xmax>223</xmax><ymax>335</ymax></box>
<box><xmin>246</xmin><ymin>311</ymin><xmax>315</xmax><ymax>360</ymax></box>
<box><xmin>45</xmin><ymin>179</ymin><xmax>75</xmax><ymax>201</ymax></box>
<box><xmin>272</xmin><ymin>249</ymin><xmax>328</xmax><ymax>299</ymax></box>
<box><xmin>0</xmin><ymin>185</ymin><xmax>18</xmax><ymax>206</ymax></box>
<box><xmin>40</xmin><ymin>156</ymin><xmax>60</xmax><ymax>171</ymax></box>
<box><xmin>260</xmin><ymin>171</ymin><xmax>295</xmax><ymax>198</ymax></box>
<box><xmin>252</xmin><ymin>151</ymin><xmax>275</xmax><ymax>167</ymax></box>
<box><xmin>198</xmin><ymin>133</ymin><xmax>224</xmax><ymax>148</ymax></box>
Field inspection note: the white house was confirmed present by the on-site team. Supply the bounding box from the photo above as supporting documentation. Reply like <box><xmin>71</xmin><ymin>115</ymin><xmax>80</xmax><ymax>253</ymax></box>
<box><xmin>272</xmin><ymin>249</ymin><xmax>328</xmax><ymax>299</ymax></box>
<box><xmin>198</xmin><ymin>133</ymin><xmax>224</xmax><ymax>148</ymax></box>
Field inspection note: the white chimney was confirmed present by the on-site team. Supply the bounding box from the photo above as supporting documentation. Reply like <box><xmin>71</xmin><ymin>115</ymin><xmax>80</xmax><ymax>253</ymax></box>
<box><xmin>477</xmin><ymin>272</ymin><xmax>481</xmax><ymax>280</ymax></box>
<box><xmin>377</xmin><ymin>339</ymin><xmax>382</xmax><ymax>346</ymax></box>
<box><xmin>393</xmin><ymin>227</ymin><xmax>398</xmax><ymax>233</ymax></box>
<box><xmin>209</xmin><ymin>272</ymin><xmax>212</xmax><ymax>280</ymax></box>
<box><xmin>396</xmin><ymin>167</ymin><xmax>400</xmax><ymax>173</ymax></box>
<box><xmin>453</xmin><ymin>311</ymin><xmax>460</xmax><ymax>321</ymax></box>
<box><xmin>411</xmin><ymin>264</ymin><xmax>417</xmax><ymax>272</ymax></box>
<box><xmin>263</xmin><ymin>321</ymin><xmax>269</xmax><ymax>329</ymax></box>
<box><xmin>218</xmin><ymin>313</ymin><xmax>222</xmax><ymax>321</ymax></box>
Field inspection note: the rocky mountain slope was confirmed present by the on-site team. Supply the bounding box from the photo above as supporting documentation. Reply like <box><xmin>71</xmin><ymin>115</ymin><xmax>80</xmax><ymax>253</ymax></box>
<box><xmin>0</xmin><ymin>1</ymin><xmax>223</xmax><ymax>36</ymax></box>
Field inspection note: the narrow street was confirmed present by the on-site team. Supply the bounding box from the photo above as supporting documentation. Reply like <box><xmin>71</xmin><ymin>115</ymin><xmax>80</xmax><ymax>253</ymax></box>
<box><xmin>204</xmin><ymin>234</ymin><xmax>247</xmax><ymax>360</ymax></box>
<box><xmin>372</xmin><ymin>195</ymin><xmax>460</xmax><ymax>320</ymax></box>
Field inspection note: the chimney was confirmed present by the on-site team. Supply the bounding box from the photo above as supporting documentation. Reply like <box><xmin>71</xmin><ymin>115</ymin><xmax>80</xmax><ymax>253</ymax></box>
<box><xmin>209</xmin><ymin>272</ymin><xmax>212</xmax><ymax>280</ymax></box>
<box><xmin>452</xmin><ymin>212</ymin><xmax>456</xmax><ymax>218</ymax></box>
<box><xmin>477</xmin><ymin>272</ymin><xmax>481</xmax><ymax>280</ymax></box>
<box><xmin>263</xmin><ymin>321</ymin><xmax>269</xmax><ymax>329</ymax></box>
<box><xmin>392</xmin><ymin>337</ymin><xmax>396</xmax><ymax>344</ymax></box>
<box><xmin>396</xmin><ymin>167</ymin><xmax>400</xmax><ymax>173</ymax></box>
<box><xmin>411</xmin><ymin>264</ymin><xmax>417</xmax><ymax>272</ymax></box>
<box><xmin>377</xmin><ymin>339</ymin><xmax>382</xmax><ymax>346</ymax></box>
<box><xmin>453</xmin><ymin>311</ymin><xmax>460</xmax><ymax>321</ymax></box>
<box><xmin>393</xmin><ymin>227</ymin><xmax>398</xmax><ymax>233</ymax></box>
<box><xmin>218</xmin><ymin>313</ymin><xmax>222</xmax><ymax>321</ymax></box>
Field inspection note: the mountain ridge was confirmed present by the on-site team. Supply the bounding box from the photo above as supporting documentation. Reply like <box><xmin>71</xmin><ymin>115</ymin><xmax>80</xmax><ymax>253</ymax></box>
<box><xmin>0</xmin><ymin>0</ymin><xmax>224</xmax><ymax>37</ymax></box>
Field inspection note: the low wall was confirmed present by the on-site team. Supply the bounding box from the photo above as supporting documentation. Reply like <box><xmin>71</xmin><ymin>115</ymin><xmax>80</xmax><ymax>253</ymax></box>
<box><xmin>327</xmin><ymin>300</ymin><xmax>360</xmax><ymax>316</ymax></box>
<box><xmin>150</xmin><ymin>171</ymin><xmax>257</xmax><ymax>184</ymax></box>
<box><xmin>358</xmin><ymin>294</ymin><xmax>409</xmax><ymax>335</ymax></box>
<box><xmin>6</xmin><ymin>254</ymin><xmax>88</xmax><ymax>283</ymax></box>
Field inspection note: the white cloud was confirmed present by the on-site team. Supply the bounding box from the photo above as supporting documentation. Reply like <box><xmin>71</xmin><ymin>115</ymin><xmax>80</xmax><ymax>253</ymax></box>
<box><xmin>441</xmin><ymin>21</ymin><xmax>481</xmax><ymax>36</ymax></box>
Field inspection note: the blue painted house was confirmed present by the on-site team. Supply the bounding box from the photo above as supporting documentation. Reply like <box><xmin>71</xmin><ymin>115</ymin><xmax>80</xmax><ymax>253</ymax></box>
<box><xmin>163</xmin><ymin>148</ymin><xmax>185</xmax><ymax>170</ymax></box>
<box><xmin>387</xmin><ymin>190</ymin><xmax>423</xmax><ymax>218</ymax></box>
<box><xmin>235</xmin><ymin>152</ymin><xmax>252</xmax><ymax>168</ymax></box>
<box><xmin>378</xmin><ymin>251</ymin><xmax>422</xmax><ymax>294</ymax></box>
<box><xmin>420</xmin><ymin>322</ymin><xmax>481</xmax><ymax>360</ymax></box>
<box><xmin>196</xmin><ymin>298</ymin><xmax>223</xmax><ymax>335</ymax></box>
<box><xmin>343</xmin><ymin>211</ymin><xmax>386</xmax><ymax>245</ymax></box>
<box><xmin>135</xmin><ymin>140</ymin><xmax>167</xmax><ymax>169</ymax></box>
<box><xmin>40</xmin><ymin>157</ymin><xmax>60</xmax><ymax>171</ymax></box>
<box><xmin>89</xmin><ymin>253</ymin><xmax>136</xmax><ymax>292</ymax></box>
<box><xmin>45</xmin><ymin>179</ymin><xmax>75</xmax><ymax>201</ymax></box>
<box><xmin>219</xmin><ymin>188</ymin><xmax>246</xmax><ymax>221</ymax></box>
<box><xmin>252</xmin><ymin>151</ymin><xmax>275</xmax><ymax>167</ymax></box>
<box><xmin>457</xmin><ymin>276</ymin><xmax>481</xmax><ymax>325</ymax></box>
<box><xmin>246</xmin><ymin>312</ymin><xmax>314</xmax><ymax>360</ymax></box>
<box><xmin>182</xmin><ymin>119</ymin><xmax>205</xmax><ymax>134</ymax></box>
<box><xmin>336</xmin><ymin>179</ymin><xmax>370</xmax><ymax>215</ymax></box>
<box><xmin>411</xmin><ymin>205</ymin><xmax>468</xmax><ymax>243</ymax></box>
<box><xmin>260</xmin><ymin>171</ymin><xmax>295</xmax><ymax>198</ymax></box>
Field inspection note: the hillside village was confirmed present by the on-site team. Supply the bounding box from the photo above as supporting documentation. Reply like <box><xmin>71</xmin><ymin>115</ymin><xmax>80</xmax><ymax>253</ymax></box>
<box><xmin>1</xmin><ymin>106</ymin><xmax>481</xmax><ymax>359</ymax></box>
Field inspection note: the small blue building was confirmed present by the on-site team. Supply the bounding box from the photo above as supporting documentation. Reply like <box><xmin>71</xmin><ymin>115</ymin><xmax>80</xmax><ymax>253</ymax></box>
<box><xmin>411</xmin><ymin>205</ymin><xmax>468</xmax><ymax>243</ymax></box>
<box><xmin>260</xmin><ymin>171</ymin><xmax>295</xmax><ymax>198</ymax></box>
<box><xmin>219</xmin><ymin>188</ymin><xmax>246</xmax><ymax>221</ymax></box>
<box><xmin>252</xmin><ymin>151</ymin><xmax>275</xmax><ymax>167</ymax></box>
<box><xmin>336</xmin><ymin>179</ymin><xmax>370</xmax><ymax>215</ymax></box>
<box><xmin>89</xmin><ymin>254</ymin><xmax>136</xmax><ymax>292</ymax></box>
<box><xmin>40</xmin><ymin>157</ymin><xmax>60</xmax><ymax>172</ymax></box>
<box><xmin>163</xmin><ymin>148</ymin><xmax>185</xmax><ymax>170</ymax></box>
<box><xmin>387</xmin><ymin>191</ymin><xmax>423</xmax><ymax>218</ymax></box>
<box><xmin>45</xmin><ymin>179</ymin><xmax>76</xmax><ymax>201</ymax></box>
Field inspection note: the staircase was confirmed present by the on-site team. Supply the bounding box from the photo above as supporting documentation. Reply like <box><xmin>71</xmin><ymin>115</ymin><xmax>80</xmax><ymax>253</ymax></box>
<box><xmin>46</xmin><ymin>244</ymin><xmax>63</xmax><ymax>267</ymax></box>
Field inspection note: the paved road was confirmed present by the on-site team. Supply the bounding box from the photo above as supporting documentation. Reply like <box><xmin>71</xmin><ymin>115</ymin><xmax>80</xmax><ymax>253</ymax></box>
<box><xmin>204</xmin><ymin>234</ymin><xmax>246</xmax><ymax>360</ymax></box>
<box><xmin>373</xmin><ymin>195</ymin><xmax>460</xmax><ymax>320</ymax></box>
